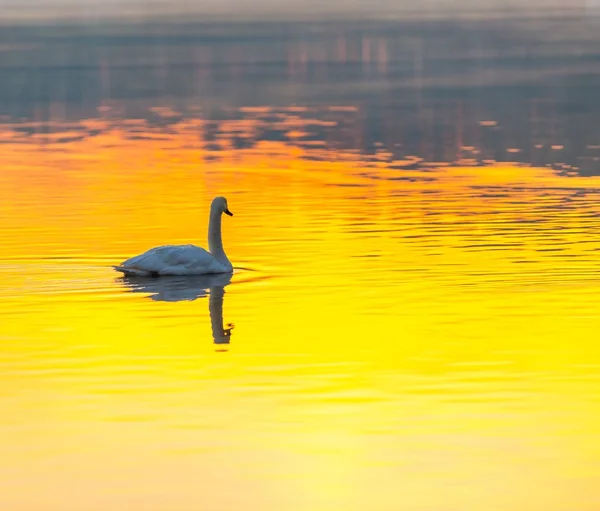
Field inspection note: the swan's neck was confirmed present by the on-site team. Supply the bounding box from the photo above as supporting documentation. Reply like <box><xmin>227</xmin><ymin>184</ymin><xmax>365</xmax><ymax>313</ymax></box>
<box><xmin>208</xmin><ymin>209</ymin><xmax>230</xmax><ymax>265</ymax></box>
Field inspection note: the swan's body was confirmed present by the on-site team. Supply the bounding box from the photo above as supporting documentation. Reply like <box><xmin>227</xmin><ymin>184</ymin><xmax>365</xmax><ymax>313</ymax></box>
<box><xmin>115</xmin><ymin>244</ymin><xmax>231</xmax><ymax>276</ymax></box>
<box><xmin>114</xmin><ymin>196</ymin><xmax>233</xmax><ymax>277</ymax></box>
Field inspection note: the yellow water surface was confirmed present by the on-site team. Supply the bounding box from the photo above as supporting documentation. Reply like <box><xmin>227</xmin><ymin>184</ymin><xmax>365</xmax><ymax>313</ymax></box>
<box><xmin>1</xmin><ymin>116</ymin><xmax>600</xmax><ymax>511</ymax></box>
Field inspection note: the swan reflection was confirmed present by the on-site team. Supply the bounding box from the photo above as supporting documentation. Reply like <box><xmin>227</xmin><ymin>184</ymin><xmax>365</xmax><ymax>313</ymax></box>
<box><xmin>119</xmin><ymin>272</ymin><xmax>234</xmax><ymax>345</ymax></box>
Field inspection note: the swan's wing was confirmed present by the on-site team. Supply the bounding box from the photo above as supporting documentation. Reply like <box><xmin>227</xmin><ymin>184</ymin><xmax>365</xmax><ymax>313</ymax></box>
<box><xmin>117</xmin><ymin>245</ymin><xmax>225</xmax><ymax>275</ymax></box>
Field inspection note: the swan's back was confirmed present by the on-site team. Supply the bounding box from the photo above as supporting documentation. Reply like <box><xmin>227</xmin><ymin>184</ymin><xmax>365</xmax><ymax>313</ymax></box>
<box><xmin>115</xmin><ymin>244</ymin><xmax>230</xmax><ymax>276</ymax></box>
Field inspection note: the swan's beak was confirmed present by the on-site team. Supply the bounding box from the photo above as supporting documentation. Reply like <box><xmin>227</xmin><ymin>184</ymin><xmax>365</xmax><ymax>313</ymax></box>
<box><xmin>225</xmin><ymin>209</ymin><xmax>233</xmax><ymax>217</ymax></box>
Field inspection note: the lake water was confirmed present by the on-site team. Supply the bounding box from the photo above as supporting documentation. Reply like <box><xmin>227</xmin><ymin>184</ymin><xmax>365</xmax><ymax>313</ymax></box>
<box><xmin>2</xmin><ymin>15</ymin><xmax>600</xmax><ymax>511</ymax></box>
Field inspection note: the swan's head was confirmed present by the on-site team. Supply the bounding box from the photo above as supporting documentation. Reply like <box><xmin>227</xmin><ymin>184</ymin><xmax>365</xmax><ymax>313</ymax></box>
<box><xmin>211</xmin><ymin>196</ymin><xmax>233</xmax><ymax>217</ymax></box>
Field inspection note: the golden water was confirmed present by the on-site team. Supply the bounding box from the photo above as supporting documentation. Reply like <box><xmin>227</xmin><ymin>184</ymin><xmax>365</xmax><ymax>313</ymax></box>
<box><xmin>2</xmin><ymin>116</ymin><xmax>600</xmax><ymax>510</ymax></box>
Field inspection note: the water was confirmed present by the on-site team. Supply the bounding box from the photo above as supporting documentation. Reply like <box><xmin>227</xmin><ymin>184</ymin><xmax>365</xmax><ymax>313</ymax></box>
<box><xmin>2</xmin><ymin>15</ymin><xmax>600</xmax><ymax>511</ymax></box>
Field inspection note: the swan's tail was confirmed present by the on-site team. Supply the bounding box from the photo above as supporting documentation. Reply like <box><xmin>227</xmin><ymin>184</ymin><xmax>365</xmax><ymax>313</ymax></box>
<box><xmin>113</xmin><ymin>265</ymin><xmax>151</xmax><ymax>276</ymax></box>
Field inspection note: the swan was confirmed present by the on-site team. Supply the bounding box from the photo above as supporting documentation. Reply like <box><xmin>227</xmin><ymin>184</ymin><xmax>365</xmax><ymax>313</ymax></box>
<box><xmin>114</xmin><ymin>196</ymin><xmax>234</xmax><ymax>276</ymax></box>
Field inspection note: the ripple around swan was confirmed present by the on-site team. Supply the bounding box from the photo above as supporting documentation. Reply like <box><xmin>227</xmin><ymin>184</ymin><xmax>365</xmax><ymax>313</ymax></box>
<box><xmin>0</xmin><ymin>258</ymin><xmax>273</xmax><ymax>299</ymax></box>
<box><xmin>117</xmin><ymin>269</ymin><xmax>271</xmax><ymax>302</ymax></box>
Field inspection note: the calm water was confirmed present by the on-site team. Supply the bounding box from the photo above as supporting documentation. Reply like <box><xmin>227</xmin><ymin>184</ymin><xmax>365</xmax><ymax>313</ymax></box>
<box><xmin>2</xmin><ymin>16</ymin><xmax>600</xmax><ymax>511</ymax></box>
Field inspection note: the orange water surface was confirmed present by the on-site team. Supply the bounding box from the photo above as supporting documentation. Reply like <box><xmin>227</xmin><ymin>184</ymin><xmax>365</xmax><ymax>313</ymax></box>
<box><xmin>1</xmin><ymin>115</ymin><xmax>600</xmax><ymax>511</ymax></box>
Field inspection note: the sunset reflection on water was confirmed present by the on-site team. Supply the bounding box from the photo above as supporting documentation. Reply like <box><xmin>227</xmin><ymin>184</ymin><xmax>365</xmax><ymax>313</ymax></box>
<box><xmin>1</xmin><ymin>108</ymin><xmax>600</xmax><ymax>510</ymax></box>
<box><xmin>3</xmin><ymin>11</ymin><xmax>600</xmax><ymax>509</ymax></box>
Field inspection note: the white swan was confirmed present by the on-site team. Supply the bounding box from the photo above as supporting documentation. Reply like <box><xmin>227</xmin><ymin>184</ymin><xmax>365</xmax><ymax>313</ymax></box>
<box><xmin>114</xmin><ymin>196</ymin><xmax>234</xmax><ymax>276</ymax></box>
